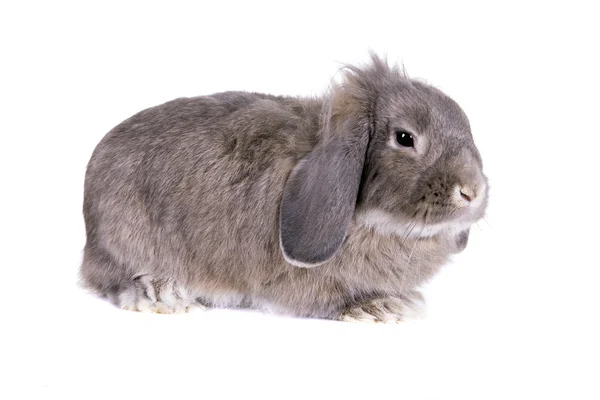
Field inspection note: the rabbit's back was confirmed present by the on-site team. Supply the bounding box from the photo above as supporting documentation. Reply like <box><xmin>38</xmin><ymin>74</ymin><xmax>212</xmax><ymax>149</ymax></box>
<box><xmin>82</xmin><ymin>92</ymin><xmax>320</xmax><ymax>294</ymax></box>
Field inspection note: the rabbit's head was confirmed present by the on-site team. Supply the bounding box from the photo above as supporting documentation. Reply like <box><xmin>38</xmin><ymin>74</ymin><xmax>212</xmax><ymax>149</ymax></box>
<box><xmin>280</xmin><ymin>55</ymin><xmax>488</xmax><ymax>267</ymax></box>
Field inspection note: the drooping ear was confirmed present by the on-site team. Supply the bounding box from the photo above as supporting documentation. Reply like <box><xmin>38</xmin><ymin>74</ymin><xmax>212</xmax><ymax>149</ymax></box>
<box><xmin>279</xmin><ymin>136</ymin><xmax>368</xmax><ymax>267</ymax></box>
<box><xmin>279</xmin><ymin>136</ymin><xmax>369</xmax><ymax>266</ymax></box>
<box><xmin>279</xmin><ymin>83</ymin><xmax>374</xmax><ymax>267</ymax></box>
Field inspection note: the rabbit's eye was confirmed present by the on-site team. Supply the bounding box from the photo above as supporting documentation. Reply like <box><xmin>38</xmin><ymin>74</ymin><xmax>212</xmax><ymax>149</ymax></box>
<box><xmin>395</xmin><ymin>131</ymin><xmax>414</xmax><ymax>147</ymax></box>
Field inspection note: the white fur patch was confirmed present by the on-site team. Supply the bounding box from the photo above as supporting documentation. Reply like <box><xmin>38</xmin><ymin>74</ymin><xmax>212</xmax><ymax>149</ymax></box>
<box><xmin>357</xmin><ymin>209</ymin><xmax>472</xmax><ymax>239</ymax></box>
<box><xmin>339</xmin><ymin>296</ymin><xmax>427</xmax><ymax>323</ymax></box>
<box><xmin>117</xmin><ymin>277</ymin><xmax>201</xmax><ymax>314</ymax></box>
<box><xmin>401</xmin><ymin>296</ymin><xmax>428</xmax><ymax>320</ymax></box>
<box><xmin>340</xmin><ymin>308</ymin><xmax>379</xmax><ymax>323</ymax></box>
<box><xmin>198</xmin><ymin>292</ymin><xmax>248</xmax><ymax>308</ymax></box>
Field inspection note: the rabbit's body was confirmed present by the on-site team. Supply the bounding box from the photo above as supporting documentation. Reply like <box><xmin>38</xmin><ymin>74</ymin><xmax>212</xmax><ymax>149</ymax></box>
<box><xmin>82</xmin><ymin>57</ymin><xmax>488</xmax><ymax>321</ymax></box>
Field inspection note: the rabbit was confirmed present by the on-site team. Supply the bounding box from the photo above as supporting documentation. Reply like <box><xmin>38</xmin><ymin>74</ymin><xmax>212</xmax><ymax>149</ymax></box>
<box><xmin>80</xmin><ymin>54</ymin><xmax>488</xmax><ymax>322</ymax></box>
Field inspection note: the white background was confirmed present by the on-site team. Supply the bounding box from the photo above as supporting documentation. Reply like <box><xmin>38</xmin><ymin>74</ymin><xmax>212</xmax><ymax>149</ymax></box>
<box><xmin>1</xmin><ymin>1</ymin><xmax>599</xmax><ymax>399</ymax></box>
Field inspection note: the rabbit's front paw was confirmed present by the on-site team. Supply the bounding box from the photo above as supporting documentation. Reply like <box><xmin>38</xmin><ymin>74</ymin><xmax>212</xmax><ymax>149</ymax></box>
<box><xmin>115</xmin><ymin>276</ymin><xmax>203</xmax><ymax>314</ymax></box>
<box><xmin>340</xmin><ymin>294</ymin><xmax>426</xmax><ymax>323</ymax></box>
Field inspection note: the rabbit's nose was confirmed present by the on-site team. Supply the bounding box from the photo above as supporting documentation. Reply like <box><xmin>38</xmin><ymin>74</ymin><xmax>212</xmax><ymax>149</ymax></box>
<box><xmin>452</xmin><ymin>183</ymin><xmax>484</xmax><ymax>207</ymax></box>
<box><xmin>459</xmin><ymin>185</ymin><xmax>474</xmax><ymax>202</ymax></box>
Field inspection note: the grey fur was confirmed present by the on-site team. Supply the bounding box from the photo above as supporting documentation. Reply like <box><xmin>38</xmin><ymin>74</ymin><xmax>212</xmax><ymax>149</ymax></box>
<box><xmin>80</xmin><ymin>55</ymin><xmax>488</xmax><ymax>320</ymax></box>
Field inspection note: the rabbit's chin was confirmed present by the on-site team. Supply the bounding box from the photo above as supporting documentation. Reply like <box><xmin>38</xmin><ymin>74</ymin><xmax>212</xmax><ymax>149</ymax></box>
<box><xmin>356</xmin><ymin>209</ymin><xmax>477</xmax><ymax>239</ymax></box>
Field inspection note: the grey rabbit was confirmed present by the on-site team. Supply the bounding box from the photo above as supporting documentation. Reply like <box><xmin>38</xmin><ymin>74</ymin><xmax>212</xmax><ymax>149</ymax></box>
<box><xmin>80</xmin><ymin>55</ymin><xmax>488</xmax><ymax>322</ymax></box>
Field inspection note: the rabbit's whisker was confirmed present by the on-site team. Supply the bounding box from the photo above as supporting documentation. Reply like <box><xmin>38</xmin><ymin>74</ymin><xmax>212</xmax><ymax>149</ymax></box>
<box><xmin>406</xmin><ymin>224</ymin><xmax>426</xmax><ymax>268</ymax></box>
<box><xmin>406</xmin><ymin>208</ymin><xmax>430</xmax><ymax>268</ymax></box>
<box><xmin>483</xmin><ymin>217</ymin><xmax>492</xmax><ymax>229</ymax></box>
<box><xmin>400</xmin><ymin>219</ymin><xmax>417</xmax><ymax>249</ymax></box>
